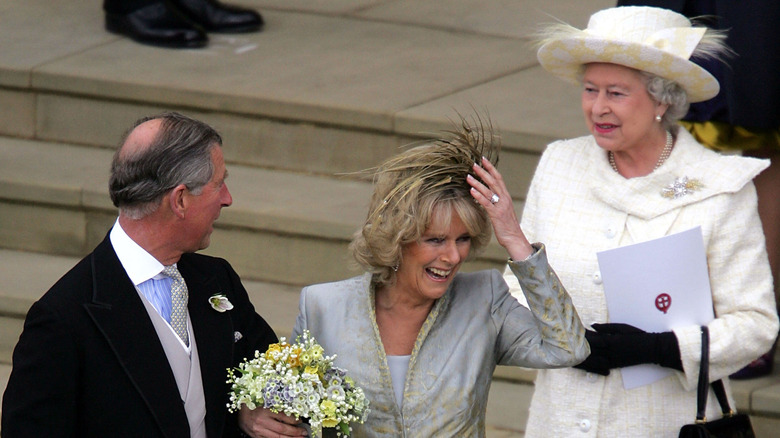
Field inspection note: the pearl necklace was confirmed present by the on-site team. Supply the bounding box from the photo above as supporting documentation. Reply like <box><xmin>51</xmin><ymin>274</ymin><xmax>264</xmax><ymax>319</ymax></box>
<box><xmin>609</xmin><ymin>130</ymin><xmax>673</xmax><ymax>173</ymax></box>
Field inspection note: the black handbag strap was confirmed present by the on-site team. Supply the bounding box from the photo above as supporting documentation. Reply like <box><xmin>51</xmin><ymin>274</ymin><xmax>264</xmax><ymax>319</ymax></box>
<box><xmin>696</xmin><ymin>326</ymin><xmax>734</xmax><ymax>422</ymax></box>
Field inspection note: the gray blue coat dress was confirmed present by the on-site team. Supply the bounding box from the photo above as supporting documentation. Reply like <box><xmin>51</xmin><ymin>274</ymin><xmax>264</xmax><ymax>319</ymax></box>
<box><xmin>292</xmin><ymin>245</ymin><xmax>588</xmax><ymax>437</ymax></box>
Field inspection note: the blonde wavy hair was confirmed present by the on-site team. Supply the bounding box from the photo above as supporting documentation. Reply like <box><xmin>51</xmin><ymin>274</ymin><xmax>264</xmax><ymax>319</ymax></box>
<box><xmin>349</xmin><ymin>115</ymin><xmax>500</xmax><ymax>288</ymax></box>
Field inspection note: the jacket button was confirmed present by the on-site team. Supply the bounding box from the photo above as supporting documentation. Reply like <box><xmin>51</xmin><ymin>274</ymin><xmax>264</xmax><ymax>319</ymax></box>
<box><xmin>605</xmin><ymin>227</ymin><xmax>616</xmax><ymax>238</ymax></box>
<box><xmin>592</xmin><ymin>271</ymin><xmax>602</xmax><ymax>285</ymax></box>
<box><xmin>579</xmin><ymin>419</ymin><xmax>591</xmax><ymax>432</ymax></box>
<box><xmin>586</xmin><ymin>372</ymin><xmax>598</xmax><ymax>382</ymax></box>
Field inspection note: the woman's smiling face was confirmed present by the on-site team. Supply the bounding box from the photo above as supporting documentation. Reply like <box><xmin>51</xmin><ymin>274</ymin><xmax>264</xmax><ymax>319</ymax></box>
<box><xmin>581</xmin><ymin>63</ymin><xmax>665</xmax><ymax>154</ymax></box>
<box><xmin>395</xmin><ymin>206</ymin><xmax>472</xmax><ymax>304</ymax></box>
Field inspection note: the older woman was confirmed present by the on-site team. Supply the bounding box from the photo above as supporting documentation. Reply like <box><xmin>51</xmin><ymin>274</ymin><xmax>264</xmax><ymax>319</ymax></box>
<box><xmin>278</xmin><ymin>119</ymin><xmax>587</xmax><ymax>437</ymax></box>
<box><xmin>502</xmin><ymin>6</ymin><xmax>779</xmax><ymax>437</ymax></box>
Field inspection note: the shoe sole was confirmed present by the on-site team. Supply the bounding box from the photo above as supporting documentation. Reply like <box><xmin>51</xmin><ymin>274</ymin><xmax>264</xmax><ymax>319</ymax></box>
<box><xmin>105</xmin><ymin>15</ymin><xmax>208</xmax><ymax>49</ymax></box>
<box><xmin>206</xmin><ymin>22</ymin><xmax>263</xmax><ymax>33</ymax></box>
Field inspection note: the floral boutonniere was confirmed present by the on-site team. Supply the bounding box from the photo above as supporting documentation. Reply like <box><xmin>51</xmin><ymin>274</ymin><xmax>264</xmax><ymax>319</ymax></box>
<box><xmin>209</xmin><ymin>294</ymin><xmax>234</xmax><ymax>312</ymax></box>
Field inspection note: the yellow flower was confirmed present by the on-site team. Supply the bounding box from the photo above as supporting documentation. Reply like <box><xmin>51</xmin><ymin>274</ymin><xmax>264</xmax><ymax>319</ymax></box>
<box><xmin>304</xmin><ymin>365</ymin><xmax>318</xmax><ymax>376</ymax></box>
<box><xmin>320</xmin><ymin>399</ymin><xmax>337</xmax><ymax>418</ymax></box>
<box><xmin>265</xmin><ymin>344</ymin><xmax>281</xmax><ymax>361</ymax></box>
<box><xmin>311</xmin><ymin>344</ymin><xmax>324</xmax><ymax>360</ymax></box>
<box><xmin>322</xmin><ymin>418</ymin><xmax>339</xmax><ymax>428</ymax></box>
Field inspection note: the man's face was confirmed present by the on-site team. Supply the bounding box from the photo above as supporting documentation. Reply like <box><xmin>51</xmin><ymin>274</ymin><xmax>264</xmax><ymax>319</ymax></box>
<box><xmin>182</xmin><ymin>146</ymin><xmax>232</xmax><ymax>251</ymax></box>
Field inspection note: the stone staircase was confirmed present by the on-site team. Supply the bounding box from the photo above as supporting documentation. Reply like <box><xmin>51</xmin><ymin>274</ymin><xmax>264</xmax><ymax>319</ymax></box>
<box><xmin>2</xmin><ymin>0</ymin><xmax>780</xmax><ymax>436</ymax></box>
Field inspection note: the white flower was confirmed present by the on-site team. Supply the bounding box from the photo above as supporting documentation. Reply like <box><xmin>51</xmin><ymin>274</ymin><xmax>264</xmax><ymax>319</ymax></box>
<box><xmin>209</xmin><ymin>294</ymin><xmax>233</xmax><ymax>312</ymax></box>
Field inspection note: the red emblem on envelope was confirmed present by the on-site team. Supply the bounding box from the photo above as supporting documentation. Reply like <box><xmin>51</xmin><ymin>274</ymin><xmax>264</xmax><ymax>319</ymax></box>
<box><xmin>655</xmin><ymin>293</ymin><xmax>671</xmax><ymax>314</ymax></box>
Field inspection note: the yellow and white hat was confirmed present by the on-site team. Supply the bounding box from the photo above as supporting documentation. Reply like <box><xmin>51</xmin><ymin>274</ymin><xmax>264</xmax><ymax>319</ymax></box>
<box><xmin>536</xmin><ymin>6</ymin><xmax>720</xmax><ymax>102</ymax></box>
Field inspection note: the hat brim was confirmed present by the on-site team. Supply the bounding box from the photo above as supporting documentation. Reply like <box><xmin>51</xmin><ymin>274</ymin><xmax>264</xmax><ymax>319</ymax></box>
<box><xmin>537</xmin><ymin>37</ymin><xmax>719</xmax><ymax>102</ymax></box>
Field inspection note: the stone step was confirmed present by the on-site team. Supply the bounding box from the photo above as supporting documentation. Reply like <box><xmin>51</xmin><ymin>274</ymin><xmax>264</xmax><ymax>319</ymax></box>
<box><xmin>0</xmin><ymin>1</ymin><xmax>597</xmax><ymax>206</ymax></box>
<box><xmin>0</xmin><ymin>135</ymin><xmax>517</xmax><ymax>286</ymax></box>
<box><xmin>1</xmin><ymin>0</ymin><xmax>567</xmax><ymax>304</ymax></box>
<box><xmin>0</xmin><ymin>363</ymin><xmax>11</xmax><ymax>414</ymax></box>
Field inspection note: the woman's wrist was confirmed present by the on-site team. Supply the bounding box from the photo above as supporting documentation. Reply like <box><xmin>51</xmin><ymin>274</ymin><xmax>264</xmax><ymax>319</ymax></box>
<box><xmin>506</xmin><ymin>241</ymin><xmax>535</xmax><ymax>261</ymax></box>
<box><xmin>507</xmin><ymin>242</ymin><xmax>539</xmax><ymax>262</ymax></box>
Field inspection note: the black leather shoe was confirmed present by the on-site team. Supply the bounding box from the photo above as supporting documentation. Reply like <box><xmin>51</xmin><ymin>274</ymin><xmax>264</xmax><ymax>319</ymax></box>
<box><xmin>105</xmin><ymin>2</ymin><xmax>208</xmax><ymax>49</ymax></box>
<box><xmin>169</xmin><ymin>0</ymin><xmax>264</xmax><ymax>33</ymax></box>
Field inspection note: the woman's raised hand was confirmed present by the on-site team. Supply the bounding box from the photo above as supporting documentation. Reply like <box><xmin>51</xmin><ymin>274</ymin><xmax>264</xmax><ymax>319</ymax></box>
<box><xmin>468</xmin><ymin>157</ymin><xmax>534</xmax><ymax>260</ymax></box>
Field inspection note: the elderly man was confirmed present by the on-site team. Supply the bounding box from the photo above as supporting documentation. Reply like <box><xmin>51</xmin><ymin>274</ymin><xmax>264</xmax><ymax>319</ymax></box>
<box><xmin>1</xmin><ymin>112</ymin><xmax>304</xmax><ymax>437</ymax></box>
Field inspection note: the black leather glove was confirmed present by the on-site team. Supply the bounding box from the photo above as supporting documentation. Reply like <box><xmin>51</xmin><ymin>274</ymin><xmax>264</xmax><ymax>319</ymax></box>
<box><xmin>574</xmin><ymin>323</ymin><xmax>683</xmax><ymax>376</ymax></box>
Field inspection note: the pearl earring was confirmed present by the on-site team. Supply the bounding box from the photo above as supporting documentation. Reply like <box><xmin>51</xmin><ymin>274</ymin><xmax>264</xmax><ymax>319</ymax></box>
<box><xmin>655</xmin><ymin>114</ymin><xmax>662</xmax><ymax>122</ymax></box>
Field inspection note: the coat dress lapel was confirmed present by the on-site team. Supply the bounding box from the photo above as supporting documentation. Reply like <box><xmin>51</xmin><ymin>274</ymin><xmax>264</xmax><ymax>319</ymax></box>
<box><xmin>587</xmin><ymin>129</ymin><xmax>768</xmax><ymax>243</ymax></box>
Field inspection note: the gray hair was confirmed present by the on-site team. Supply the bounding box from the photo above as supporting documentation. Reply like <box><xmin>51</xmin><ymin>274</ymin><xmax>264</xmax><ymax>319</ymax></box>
<box><xmin>109</xmin><ymin>112</ymin><xmax>223</xmax><ymax>219</ymax></box>
<box><xmin>640</xmin><ymin>72</ymin><xmax>690</xmax><ymax>130</ymax></box>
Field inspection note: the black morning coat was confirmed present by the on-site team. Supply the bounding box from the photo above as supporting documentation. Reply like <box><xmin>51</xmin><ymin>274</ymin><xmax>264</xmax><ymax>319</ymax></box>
<box><xmin>1</xmin><ymin>233</ymin><xmax>278</xmax><ymax>437</ymax></box>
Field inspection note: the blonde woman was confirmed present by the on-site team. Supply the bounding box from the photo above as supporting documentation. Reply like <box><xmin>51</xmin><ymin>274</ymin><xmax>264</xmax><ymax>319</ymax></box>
<box><xmin>278</xmin><ymin>119</ymin><xmax>588</xmax><ymax>437</ymax></box>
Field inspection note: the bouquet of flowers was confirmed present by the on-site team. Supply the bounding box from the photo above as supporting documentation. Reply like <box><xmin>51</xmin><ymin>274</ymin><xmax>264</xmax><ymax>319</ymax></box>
<box><xmin>227</xmin><ymin>330</ymin><xmax>369</xmax><ymax>437</ymax></box>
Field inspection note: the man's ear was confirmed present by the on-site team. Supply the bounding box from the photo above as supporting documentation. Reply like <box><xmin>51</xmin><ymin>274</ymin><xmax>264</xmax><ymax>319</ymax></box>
<box><xmin>169</xmin><ymin>184</ymin><xmax>188</xmax><ymax>219</ymax></box>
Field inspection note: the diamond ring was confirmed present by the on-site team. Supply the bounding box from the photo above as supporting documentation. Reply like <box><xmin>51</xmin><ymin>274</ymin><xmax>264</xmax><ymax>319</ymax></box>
<box><xmin>490</xmin><ymin>193</ymin><xmax>500</xmax><ymax>204</ymax></box>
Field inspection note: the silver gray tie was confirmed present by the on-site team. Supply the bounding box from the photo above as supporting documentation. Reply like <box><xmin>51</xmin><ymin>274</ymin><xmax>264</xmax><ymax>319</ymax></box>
<box><xmin>162</xmin><ymin>265</ymin><xmax>189</xmax><ymax>346</ymax></box>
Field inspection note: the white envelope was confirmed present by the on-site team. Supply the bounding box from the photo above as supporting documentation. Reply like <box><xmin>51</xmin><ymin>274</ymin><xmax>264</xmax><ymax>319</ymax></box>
<box><xmin>596</xmin><ymin>226</ymin><xmax>714</xmax><ymax>389</ymax></box>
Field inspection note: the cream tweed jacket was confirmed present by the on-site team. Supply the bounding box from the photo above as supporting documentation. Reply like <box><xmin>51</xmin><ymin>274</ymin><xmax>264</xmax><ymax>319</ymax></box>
<box><xmin>504</xmin><ymin>129</ymin><xmax>779</xmax><ymax>437</ymax></box>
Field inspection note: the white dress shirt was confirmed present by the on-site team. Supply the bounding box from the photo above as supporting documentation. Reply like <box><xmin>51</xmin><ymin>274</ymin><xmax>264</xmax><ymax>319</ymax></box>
<box><xmin>109</xmin><ymin>219</ymin><xmax>191</xmax><ymax>351</ymax></box>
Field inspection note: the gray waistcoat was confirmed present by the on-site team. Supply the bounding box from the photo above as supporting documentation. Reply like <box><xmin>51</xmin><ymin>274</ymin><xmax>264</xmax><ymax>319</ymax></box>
<box><xmin>138</xmin><ymin>291</ymin><xmax>207</xmax><ymax>438</ymax></box>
